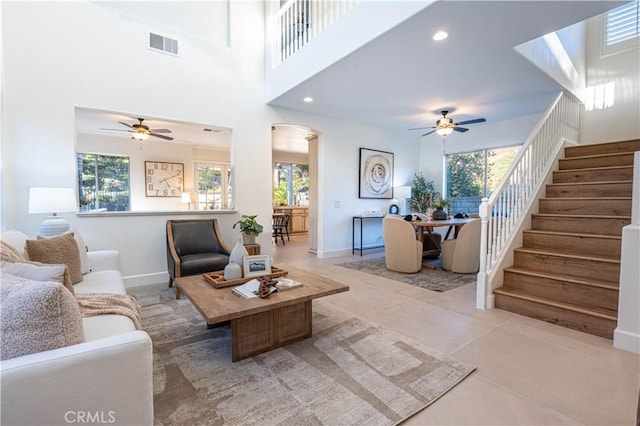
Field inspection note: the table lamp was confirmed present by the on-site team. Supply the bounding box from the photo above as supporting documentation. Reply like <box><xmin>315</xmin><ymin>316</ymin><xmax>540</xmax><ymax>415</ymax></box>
<box><xmin>181</xmin><ymin>192</ymin><xmax>197</xmax><ymax>210</ymax></box>
<box><xmin>28</xmin><ymin>187</ymin><xmax>78</xmax><ymax>237</ymax></box>
<box><xmin>394</xmin><ymin>186</ymin><xmax>412</xmax><ymax>215</ymax></box>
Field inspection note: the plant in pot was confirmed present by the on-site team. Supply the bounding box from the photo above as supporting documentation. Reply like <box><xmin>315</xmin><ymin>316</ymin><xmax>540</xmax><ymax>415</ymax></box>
<box><xmin>432</xmin><ymin>197</ymin><xmax>450</xmax><ymax>220</ymax></box>
<box><xmin>233</xmin><ymin>214</ymin><xmax>264</xmax><ymax>245</ymax></box>
<box><xmin>408</xmin><ymin>172</ymin><xmax>441</xmax><ymax>214</ymax></box>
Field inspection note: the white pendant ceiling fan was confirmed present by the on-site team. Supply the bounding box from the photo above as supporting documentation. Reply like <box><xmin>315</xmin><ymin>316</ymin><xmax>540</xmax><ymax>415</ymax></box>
<box><xmin>100</xmin><ymin>118</ymin><xmax>174</xmax><ymax>141</ymax></box>
<box><xmin>409</xmin><ymin>110</ymin><xmax>486</xmax><ymax>137</ymax></box>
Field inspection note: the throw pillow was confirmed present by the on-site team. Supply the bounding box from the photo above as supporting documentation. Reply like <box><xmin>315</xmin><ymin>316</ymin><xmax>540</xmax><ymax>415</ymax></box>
<box><xmin>0</xmin><ymin>230</ymin><xmax>30</xmax><ymax>258</ymax></box>
<box><xmin>38</xmin><ymin>231</ymin><xmax>91</xmax><ymax>275</ymax></box>
<box><xmin>1</xmin><ymin>274</ymin><xmax>85</xmax><ymax>360</ymax></box>
<box><xmin>1</xmin><ymin>259</ymin><xmax>74</xmax><ymax>295</ymax></box>
<box><xmin>1</xmin><ymin>241</ymin><xmax>27</xmax><ymax>262</ymax></box>
<box><xmin>25</xmin><ymin>233</ymin><xmax>83</xmax><ymax>284</ymax></box>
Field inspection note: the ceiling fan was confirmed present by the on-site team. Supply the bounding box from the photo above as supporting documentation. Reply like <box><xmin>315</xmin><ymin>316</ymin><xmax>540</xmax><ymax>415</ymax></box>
<box><xmin>409</xmin><ymin>110</ymin><xmax>486</xmax><ymax>137</ymax></box>
<box><xmin>100</xmin><ymin>118</ymin><xmax>174</xmax><ymax>141</ymax></box>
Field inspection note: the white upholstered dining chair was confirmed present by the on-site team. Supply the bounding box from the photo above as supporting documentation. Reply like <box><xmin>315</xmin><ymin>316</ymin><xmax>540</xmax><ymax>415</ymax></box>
<box><xmin>382</xmin><ymin>216</ymin><xmax>422</xmax><ymax>273</ymax></box>
<box><xmin>441</xmin><ymin>218</ymin><xmax>482</xmax><ymax>273</ymax></box>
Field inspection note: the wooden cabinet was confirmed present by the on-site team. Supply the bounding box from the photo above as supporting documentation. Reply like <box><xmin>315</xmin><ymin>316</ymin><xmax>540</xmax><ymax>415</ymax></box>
<box><xmin>274</xmin><ymin>207</ymin><xmax>308</xmax><ymax>234</ymax></box>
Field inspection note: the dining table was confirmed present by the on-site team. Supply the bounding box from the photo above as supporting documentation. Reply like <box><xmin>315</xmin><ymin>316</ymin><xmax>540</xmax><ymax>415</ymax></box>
<box><xmin>409</xmin><ymin>217</ymin><xmax>475</xmax><ymax>269</ymax></box>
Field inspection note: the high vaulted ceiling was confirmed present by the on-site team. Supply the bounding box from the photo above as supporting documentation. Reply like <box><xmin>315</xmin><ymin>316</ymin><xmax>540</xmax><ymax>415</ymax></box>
<box><xmin>267</xmin><ymin>1</ymin><xmax>625</xmax><ymax>136</ymax></box>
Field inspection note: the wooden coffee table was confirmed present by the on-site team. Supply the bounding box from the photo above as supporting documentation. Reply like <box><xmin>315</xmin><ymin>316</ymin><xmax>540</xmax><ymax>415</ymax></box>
<box><xmin>175</xmin><ymin>265</ymin><xmax>349</xmax><ymax>361</ymax></box>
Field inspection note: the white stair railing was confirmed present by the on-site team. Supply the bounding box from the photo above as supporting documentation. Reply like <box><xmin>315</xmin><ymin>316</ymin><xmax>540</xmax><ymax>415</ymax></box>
<box><xmin>269</xmin><ymin>0</ymin><xmax>359</xmax><ymax>67</ymax></box>
<box><xmin>477</xmin><ymin>92</ymin><xmax>580</xmax><ymax>309</ymax></box>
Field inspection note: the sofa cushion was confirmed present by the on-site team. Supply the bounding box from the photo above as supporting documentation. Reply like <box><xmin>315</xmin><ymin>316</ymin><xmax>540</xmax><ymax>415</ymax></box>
<box><xmin>25</xmin><ymin>233</ymin><xmax>83</xmax><ymax>284</ymax></box>
<box><xmin>73</xmin><ymin>231</ymin><xmax>91</xmax><ymax>275</ymax></box>
<box><xmin>1</xmin><ymin>259</ymin><xmax>74</xmax><ymax>295</ymax></box>
<box><xmin>0</xmin><ymin>230</ymin><xmax>30</xmax><ymax>258</ymax></box>
<box><xmin>82</xmin><ymin>314</ymin><xmax>136</xmax><ymax>341</ymax></box>
<box><xmin>72</xmin><ymin>270</ymin><xmax>126</xmax><ymax>295</ymax></box>
<box><xmin>0</xmin><ymin>274</ymin><xmax>85</xmax><ymax>360</ymax></box>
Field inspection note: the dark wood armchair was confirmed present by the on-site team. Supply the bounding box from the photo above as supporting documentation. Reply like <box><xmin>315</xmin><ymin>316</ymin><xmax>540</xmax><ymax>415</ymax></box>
<box><xmin>166</xmin><ymin>219</ymin><xmax>232</xmax><ymax>298</ymax></box>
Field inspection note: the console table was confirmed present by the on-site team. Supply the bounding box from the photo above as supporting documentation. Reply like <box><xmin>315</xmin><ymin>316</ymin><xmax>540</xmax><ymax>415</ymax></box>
<box><xmin>352</xmin><ymin>215</ymin><xmax>384</xmax><ymax>256</ymax></box>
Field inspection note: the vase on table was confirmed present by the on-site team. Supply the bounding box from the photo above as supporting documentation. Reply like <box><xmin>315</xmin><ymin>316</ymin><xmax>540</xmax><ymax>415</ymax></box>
<box><xmin>229</xmin><ymin>237</ymin><xmax>249</xmax><ymax>273</ymax></box>
<box><xmin>224</xmin><ymin>261</ymin><xmax>242</xmax><ymax>280</ymax></box>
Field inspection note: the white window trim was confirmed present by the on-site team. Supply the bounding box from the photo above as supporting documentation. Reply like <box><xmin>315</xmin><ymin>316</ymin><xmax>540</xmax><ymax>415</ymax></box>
<box><xmin>194</xmin><ymin>161</ymin><xmax>232</xmax><ymax>210</ymax></box>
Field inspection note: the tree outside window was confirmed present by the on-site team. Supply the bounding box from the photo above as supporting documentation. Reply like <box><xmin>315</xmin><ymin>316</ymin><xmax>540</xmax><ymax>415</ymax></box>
<box><xmin>274</xmin><ymin>162</ymin><xmax>309</xmax><ymax>206</ymax></box>
<box><xmin>195</xmin><ymin>162</ymin><xmax>232</xmax><ymax>210</ymax></box>
<box><xmin>446</xmin><ymin>145</ymin><xmax>520</xmax><ymax>214</ymax></box>
<box><xmin>77</xmin><ymin>153</ymin><xmax>130</xmax><ymax>212</ymax></box>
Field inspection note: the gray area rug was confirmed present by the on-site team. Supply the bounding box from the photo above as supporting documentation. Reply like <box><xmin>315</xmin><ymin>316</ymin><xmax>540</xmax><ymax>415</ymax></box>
<box><xmin>337</xmin><ymin>257</ymin><xmax>476</xmax><ymax>292</ymax></box>
<box><xmin>141</xmin><ymin>289</ymin><xmax>475</xmax><ymax>426</ymax></box>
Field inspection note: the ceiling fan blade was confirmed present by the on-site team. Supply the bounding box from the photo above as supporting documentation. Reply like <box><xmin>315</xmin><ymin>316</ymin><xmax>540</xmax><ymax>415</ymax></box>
<box><xmin>118</xmin><ymin>121</ymin><xmax>134</xmax><ymax>128</ymax></box>
<box><xmin>453</xmin><ymin>127</ymin><xmax>469</xmax><ymax>132</ymax></box>
<box><xmin>408</xmin><ymin>126</ymin><xmax>436</xmax><ymax>131</ymax></box>
<box><xmin>150</xmin><ymin>128</ymin><xmax>172</xmax><ymax>133</ymax></box>
<box><xmin>150</xmin><ymin>133</ymin><xmax>174</xmax><ymax>141</ymax></box>
<box><xmin>421</xmin><ymin>129</ymin><xmax>438</xmax><ymax>137</ymax></box>
<box><xmin>454</xmin><ymin>118</ymin><xmax>486</xmax><ymax>126</ymax></box>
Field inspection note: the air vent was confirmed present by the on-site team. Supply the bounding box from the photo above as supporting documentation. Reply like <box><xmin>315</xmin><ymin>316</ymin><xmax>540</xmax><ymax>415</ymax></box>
<box><xmin>149</xmin><ymin>32</ymin><xmax>178</xmax><ymax>55</ymax></box>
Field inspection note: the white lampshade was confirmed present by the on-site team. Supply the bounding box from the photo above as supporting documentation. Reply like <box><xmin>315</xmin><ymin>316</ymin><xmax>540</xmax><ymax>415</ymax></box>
<box><xmin>181</xmin><ymin>192</ymin><xmax>197</xmax><ymax>210</ymax></box>
<box><xmin>394</xmin><ymin>186</ymin><xmax>411</xmax><ymax>199</ymax></box>
<box><xmin>28</xmin><ymin>187</ymin><xmax>77</xmax><ymax>237</ymax></box>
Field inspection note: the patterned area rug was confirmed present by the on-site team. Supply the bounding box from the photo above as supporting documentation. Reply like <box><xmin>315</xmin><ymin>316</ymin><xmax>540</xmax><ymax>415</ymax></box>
<box><xmin>337</xmin><ymin>257</ymin><xmax>476</xmax><ymax>292</ymax></box>
<box><xmin>141</xmin><ymin>289</ymin><xmax>475</xmax><ymax>426</ymax></box>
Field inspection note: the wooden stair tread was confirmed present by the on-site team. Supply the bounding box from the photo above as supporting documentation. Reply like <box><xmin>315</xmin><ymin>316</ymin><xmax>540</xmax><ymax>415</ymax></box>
<box><xmin>561</xmin><ymin>152</ymin><xmax>634</xmax><ymax>161</ymax></box>
<box><xmin>523</xmin><ymin>229</ymin><xmax>621</xmax><ymax>240</ymax></box>
<box><xmin>554</xmin><ymin>165</ymin><xmax>632</xmax><ymax>172</ymax></box>
<box><xmin>533</xmin><ymin>213</ymin><xmax>631</xmax><ymax>220</ymax></box>
<box><xmin>493</xmin><ymin>288</ymin><xmax>617</xmax><ymax>321</ymax></box>
<box><xmin>548</xmin><ymin>181</ymin><xmax>632</xmax><ymax>186</ymax></box>
<box><xmin>540</xmin><ymin>197</ymin><xmax>631</xmax><ymax>201</ymax></box>
<box><xmin>515</xmin><ymin>247</ymin><xmax>621</xmax><ymax>264</ymax></box>
<box><xmin>503</xmin><ymin>267</ymin><xmax>619</xmax><ymax>290</ymax></box>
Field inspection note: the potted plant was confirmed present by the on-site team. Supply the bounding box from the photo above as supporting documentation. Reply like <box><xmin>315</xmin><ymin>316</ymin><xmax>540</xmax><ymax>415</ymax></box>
<box><xmin>233</xmin><ymin>214</ymin><xmax>264</xmax><ymax>244</ymax></box>
<box><xmin>432</xmin><ymin>197</ymin><xmax>450</xmax><ymax>220</ymax></box>
<box><xmin>408</xmin><ymin>172</ymin><xmax>440</xmax><ymax>214</ymax></box>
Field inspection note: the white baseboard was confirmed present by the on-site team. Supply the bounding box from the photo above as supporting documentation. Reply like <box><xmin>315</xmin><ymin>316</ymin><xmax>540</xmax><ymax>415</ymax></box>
<box><xmin>123</xmin><ymin>271</ymin><xmax>168</xmax><ymax>290</ymax></box>
<box><xmin>614</xmin><ymin>328</ymin><xmax>640</xmax><ymax>354</ymax></box>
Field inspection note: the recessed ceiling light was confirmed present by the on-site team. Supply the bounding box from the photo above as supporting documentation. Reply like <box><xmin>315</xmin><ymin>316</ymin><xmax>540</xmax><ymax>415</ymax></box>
<box><xmin>303</xmin><ymin>96</ymin><xmax>313</xmax><ymax>103</ymax></box>
<box><xmin>433</xmin><ymin>31</ymin><xmax>448</xmax><ymax>41</ymax></box>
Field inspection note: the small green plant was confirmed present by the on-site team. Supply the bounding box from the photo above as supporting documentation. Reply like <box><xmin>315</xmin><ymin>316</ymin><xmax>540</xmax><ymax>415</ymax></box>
<box><xmin>433</xmin><ymin>198</ymin><xmax>450</xmax><ymax>209</ymax></box>
<box><xmin>233</xmin><ymin>214</ymin><xmax>264</xmax><ymax>235</ymax></box>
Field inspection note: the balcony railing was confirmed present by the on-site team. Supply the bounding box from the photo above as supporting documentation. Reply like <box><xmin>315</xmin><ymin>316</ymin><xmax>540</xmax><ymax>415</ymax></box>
<box><xmin>476</xmin><ymin>91</ymin><xmax>581</xmax><ymax>308</ymax></box>
<box><xmin>269</xmin><ymin>0</ymin><xmax>358</xmax><ymax>67</ymax></box>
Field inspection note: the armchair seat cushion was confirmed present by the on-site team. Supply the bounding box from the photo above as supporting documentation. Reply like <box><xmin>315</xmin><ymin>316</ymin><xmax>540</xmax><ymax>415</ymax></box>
<box><xmin>180</xmin><ymin>253</ymin><xmax>230</xmax><ymax>276</ymax></box>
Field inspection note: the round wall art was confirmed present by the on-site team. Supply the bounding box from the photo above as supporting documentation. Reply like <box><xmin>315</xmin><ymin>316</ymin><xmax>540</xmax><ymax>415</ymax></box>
<box><xmin>359</xmin><ymin>148</ymin><xmax>393</xmax><ymax>199</ymax></box>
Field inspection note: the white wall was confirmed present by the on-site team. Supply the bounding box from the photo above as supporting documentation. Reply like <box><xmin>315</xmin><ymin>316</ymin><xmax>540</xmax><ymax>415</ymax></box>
<box><xmin>581</xmin><ymin>15</ymin><xmax>640</xmax><ymax>144</ymax></box>
<box><xmin>1</xmin><ymin>1</ymin><xmax>420</xmax><ymax>287</ymax></box>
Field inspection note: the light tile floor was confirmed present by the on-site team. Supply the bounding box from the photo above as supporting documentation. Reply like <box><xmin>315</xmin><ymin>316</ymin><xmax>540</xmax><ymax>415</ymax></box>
<box><xmin>271</xmin><ymin>235</ymin><xmax>640</xmax><ymax>425</ymax></box>
<box><xmin>133</xmin><ymin>234</ymin><xmax>640</xmax><ymax>425</ymax></box>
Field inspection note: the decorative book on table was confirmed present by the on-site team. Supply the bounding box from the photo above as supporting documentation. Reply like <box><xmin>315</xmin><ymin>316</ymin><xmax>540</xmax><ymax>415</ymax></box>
<box><xmin>232</xmin><ymin>279</ymin><xmax>276</xmax><ymax>299</ymax></box>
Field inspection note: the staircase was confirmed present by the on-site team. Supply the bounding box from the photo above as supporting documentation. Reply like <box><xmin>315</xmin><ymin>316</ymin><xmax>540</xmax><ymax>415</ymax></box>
<box><xmin>494</xmin><ymin>139</ymin><xmax>639</xmax><ymax>339</ymax></box>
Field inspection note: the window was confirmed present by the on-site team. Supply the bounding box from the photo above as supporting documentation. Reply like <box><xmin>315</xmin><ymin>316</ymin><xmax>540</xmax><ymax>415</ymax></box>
<box><xmin>273</xmin><ymin>162</ymin><xmax>309</xmax><ymax>206</ymax></box>
<box><xmin>195</xmin><ymin>162</ymin><xmax>232</xmax><ymax>210</ymax></box>
<box><xmin>77</xmin><ymin>153</ymin><xmax>130</xmax><ymax>212</ymax></box>
<box><xmin>445</xmin><ymin>146</ymin><xmax>520</xmax><ymax>214</ymax></box>
<box><xmin>604</xmin><ymin>0</ymin><xmax>639</xmax><ymax>54</ymax></box>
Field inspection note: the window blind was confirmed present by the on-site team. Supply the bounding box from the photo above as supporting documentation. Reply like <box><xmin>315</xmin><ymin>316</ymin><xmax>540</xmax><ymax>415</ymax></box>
<box><xmin>606</xmin><ymin>0</ymin><xmax>640</xmax><ymax>45</ymax></box>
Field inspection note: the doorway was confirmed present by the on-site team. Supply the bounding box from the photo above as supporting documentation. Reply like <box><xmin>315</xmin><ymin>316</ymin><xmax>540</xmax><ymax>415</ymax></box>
<box><xmin>271</xmin><ymin>124</ymin><xmax>318</xmax><ymax>258</ymax></box>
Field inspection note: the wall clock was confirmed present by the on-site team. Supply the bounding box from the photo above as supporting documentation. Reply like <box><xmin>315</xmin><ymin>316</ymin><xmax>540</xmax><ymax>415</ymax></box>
<box><xmin>145</xmin><ymin>161</ymin><xmax>184</xmax><ymax>197</ymax></box>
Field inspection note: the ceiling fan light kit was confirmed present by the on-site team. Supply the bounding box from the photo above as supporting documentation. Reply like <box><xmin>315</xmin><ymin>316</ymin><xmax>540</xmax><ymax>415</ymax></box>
<box><xmin>100</xmin><ymin>117</ymin><xmax>174</xmax><ymax>141</ymax></box>
<box><xmin>409</xmin><ymin>110</ymin><xmax>486</xmax><ymax>137</ymax></box>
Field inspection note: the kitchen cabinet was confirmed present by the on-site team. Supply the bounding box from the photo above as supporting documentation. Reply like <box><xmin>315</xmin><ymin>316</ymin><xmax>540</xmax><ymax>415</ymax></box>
<box><xmin>273</xmin><ymin>206</ymin><xmax>308</xmax><ymax>234</ymax></box>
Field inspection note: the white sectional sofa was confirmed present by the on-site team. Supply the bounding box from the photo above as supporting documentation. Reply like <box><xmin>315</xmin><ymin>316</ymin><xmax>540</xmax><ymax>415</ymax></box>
<box><xmin>0</xmin><ymin>230</ymin><xmax>153</xmax><ymax>426</ymax></box>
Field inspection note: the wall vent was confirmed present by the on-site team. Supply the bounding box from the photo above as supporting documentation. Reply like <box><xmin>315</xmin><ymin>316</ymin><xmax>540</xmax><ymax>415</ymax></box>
<box><xmin>149</xmin><ymin>32</ymin><xmax>178</xmax><ymax>55</ymax></box>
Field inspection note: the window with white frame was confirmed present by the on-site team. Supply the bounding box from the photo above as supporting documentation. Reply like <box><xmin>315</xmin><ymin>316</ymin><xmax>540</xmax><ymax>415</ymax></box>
<box><xmin>77</xmin><ymin>153</ymin><xmax>130</xmax><ymax>212</ymax></box>
<box><xmin>604</xmin><ymin>0</ymin><xmax>639</xmax><ymax>55</ymax></box>
<box><xmin>445</xmin><ymin>145</ymin><xmax>520</xmax><ymax>214</ymax></box>
<box><xmin>195</xmin><ymin>162</ymin><xmax>232</xmax><ymax>210</ymax></box>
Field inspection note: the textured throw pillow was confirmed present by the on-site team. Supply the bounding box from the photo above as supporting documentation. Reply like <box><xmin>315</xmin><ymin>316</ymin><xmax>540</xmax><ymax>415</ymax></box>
<box><xmin>1</xmin><ymin>274</ymin><xmax>85</xmax><ymax>360</ymax></box>
<box><xmin>38</xmin><ymin>231</ymin><xmax>91</xmax><ymax>275</ymax></box>
<box><xmin>26</xmin><ymin>233</ymin><xmax>83</xmax><ymax>284</ymax></box>
<box><xmin>0</xmin><ymin>259</ymin><xmax>74</xmax><ymax>295</ymax></box>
